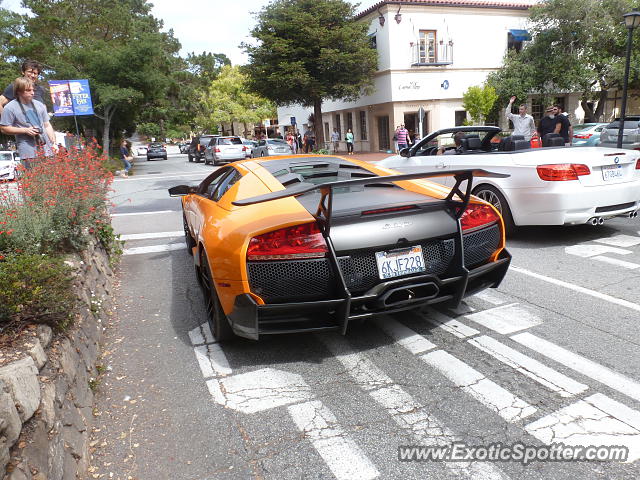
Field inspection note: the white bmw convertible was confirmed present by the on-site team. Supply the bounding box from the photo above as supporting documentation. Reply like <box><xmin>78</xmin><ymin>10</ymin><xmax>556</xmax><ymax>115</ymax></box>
<box><xmin>378</xmin><ymin>126</ymin><xmax>640</xmax><ymax>232</ymax></box>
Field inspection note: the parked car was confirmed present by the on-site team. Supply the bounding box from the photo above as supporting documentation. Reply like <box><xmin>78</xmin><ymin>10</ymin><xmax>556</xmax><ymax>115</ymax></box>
<box><xmin>178</xmin><ymin>142</ymin><xmax>189</xmax><ymax>154</ymax></box>
<box><xmin>251</xmin><ymin>138</ymin><xmax>292</xmax><ymax>157</ymax></box>
<box><xmin>572</xmin><ymin>123</ymin><xmax>607</xmax><ymax>147</ymax></box>
<box><xmin>240</xmin><ymin>138</ymin><xmax>257</xmax><ymax>158</ymax></box>
<box><xmin>204</xmin><ymin>136</ymin><xmax>247</xmax><ymax>165</ymax></box>
<box><xmin>169</xmin><ymin>155</ymin><xmax>510</xmax><ymax>341</ymax></box>
<box><xmin>147</xmin><ymin>142</ymin><xmax>167</xmax><ymax>161</ymax></box>
<box><xmin>0</xmin><ymin>151</ymin><xmax>20</xmax><ymax>181</ymax></box>
<box><xmin>599</xmin><ymin>116</ymin><xmax>640</xmax><ymax>149</ymax></box>
<box><xmin>379</xmin><ymin>126</ymin><xmax>640</xmax><ymax>233</ymax></box>
<box><xmin>188</xmin><ymin>135</ymin><xmax>217</xmax><ymax>163</ymax></box>
<box><xmin>136</xmin><ymin>146</ymin><xmax>148</xmax><ymax>156</ymax></box>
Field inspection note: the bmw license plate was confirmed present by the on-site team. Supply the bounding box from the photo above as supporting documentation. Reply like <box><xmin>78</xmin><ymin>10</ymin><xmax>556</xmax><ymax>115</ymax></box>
<box><xmin>602</xmin><ymin>164</ymin><xmax>623</xmax><ymax>181</ymax></box>
<box><xmin>375</xmin><ymin>245</ymin><xmax>426</xmax><ymax>280</ymax></box>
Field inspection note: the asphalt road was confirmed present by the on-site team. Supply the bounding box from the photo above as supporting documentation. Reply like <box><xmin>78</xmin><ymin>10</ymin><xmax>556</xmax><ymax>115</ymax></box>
<box><xmin>90</xmin><ymin>152</ymin><xmax>640</xmax><ymax>480</ymax></box>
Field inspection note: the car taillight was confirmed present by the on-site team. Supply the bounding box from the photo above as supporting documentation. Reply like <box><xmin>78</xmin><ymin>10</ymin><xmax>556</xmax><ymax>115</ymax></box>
<box><xmin>215</xmin><ymin>148</ymin><xmax>221</xmax><ymax>153</ymax></box>
<box><xmin>461</xmin><ymin>204</ymin><xmax>500</xmax><ymax>232</ymax></box>
<box><xmin>636</xmin><ymin>159</ymin><xmax>640</xmax><ymax>169</ymax></box>
<box><xmin>573</xmin><ymin>134</ymin><xmax>592</xmax><ymax>139</ymax></box>
<box><xmin>247</xmin><ymin>223</ymin><xmax>328</xmax><ymax>261</ymax></box>
<box><xmin>537</xmin><ymin>164</ymin><xmax>590</xmax><ymax>181</ymax></box>
<box><xmin>242</xmin><ymin>146</ymin><xmax>247</xmax><ymax>151</ymax></box>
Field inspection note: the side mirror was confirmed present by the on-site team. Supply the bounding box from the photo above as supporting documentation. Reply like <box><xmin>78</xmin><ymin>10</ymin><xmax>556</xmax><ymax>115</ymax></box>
<box><xmin>400</xmin><ymin>147</ymin><xmax>410</xmax><ymax>158</ymax></box>
<box><xmin>168</xmin><ymin>185</ymin><xmax>196</xmax><ymax>197</ymax></box>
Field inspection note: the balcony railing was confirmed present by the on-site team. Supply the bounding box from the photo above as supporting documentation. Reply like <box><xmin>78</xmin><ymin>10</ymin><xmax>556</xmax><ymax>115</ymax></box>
<box><xmin>411</xmin><ymin>42</ymin><xmax>453</xmax><ymax>66</ymax></box>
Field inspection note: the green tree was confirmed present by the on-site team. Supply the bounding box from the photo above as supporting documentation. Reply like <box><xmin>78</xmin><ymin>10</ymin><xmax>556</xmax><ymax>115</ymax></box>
<box><xmin>462</xmin><ymin>85</ymin><xmax>498</xmax><ymax>125</ymax></box>
<box><xmin>11</xmin><ymin>0</ymin><xmax>181</xmax><ymax>153</ymax></box>
<box><xmin>488</xmin><ymin>0</ymin><xmax>640</xmax><ymax>122</ymax></box>
<box><xmin>243</xmin><ymin>0</ymin><xmax>378</xmax><ymax>145</ymax></box>
<box><xmin>197</xmin><ymin>65</ymin><xmax>275</xmax><ymax>135</ymax></box>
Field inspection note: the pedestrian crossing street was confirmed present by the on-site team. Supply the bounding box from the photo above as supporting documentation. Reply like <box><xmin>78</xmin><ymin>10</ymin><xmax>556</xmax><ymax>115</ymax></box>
<box><xmin>187</xmin><ymin>291</ymin><xmax>640</xmax><ymax>479</ymax></box>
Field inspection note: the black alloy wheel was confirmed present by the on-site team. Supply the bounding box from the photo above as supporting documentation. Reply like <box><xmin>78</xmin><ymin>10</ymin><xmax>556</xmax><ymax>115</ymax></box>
<box><xmin>183</xmin><ymin>213</ymin><xmax>196</xmax><ymax>255</ymax></box>
<box><xmin>199</xmin><ymin>250</ymin><xmax>235</xmax><ymax>342</ymax></box>
<box><xmin>472</xmin><ymin>184</ymin><xmax>515</xmax><ymax>234</ymax></box>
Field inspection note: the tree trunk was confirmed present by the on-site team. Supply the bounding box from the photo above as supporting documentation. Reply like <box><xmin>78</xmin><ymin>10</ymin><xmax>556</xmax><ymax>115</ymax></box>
<box><xmin>593</xmin><ymin>89</ymin><xmax>608</xmax><ymax>122</ymax></box>
<box><xmin>580</xmin><ymin>99</ymin><xmax>595</xmax><ymax>123</ymax></box>
<box><xmin>101</xmin><ymin>104</ymin><xmax>114</xmax><ymax>158</ymax></box>
<box><xmin>313</xmin><ymin>98</ymin><xmax>324</xmax><ymax>148</ymax></box>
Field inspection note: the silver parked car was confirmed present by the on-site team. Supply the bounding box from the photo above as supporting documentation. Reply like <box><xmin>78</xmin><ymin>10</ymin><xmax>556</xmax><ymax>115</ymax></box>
<box><xmin>599</xmin><ymin>116</ymin><xmax>640</xmax><ymax>149</ymax></box>
<box><xmin>240</xmin><ymin>138</ymin><xmax>257</xmax><ymax>158</ymax></box>
<box><xmin>204</xmin><ymin>136</ymin><xmax>247</xmax><ymax>165</ymax></box>
<box><xmin>251</xmin><ymin>138</ymin><xmax>292</xmax><ymax>157</ymax></box>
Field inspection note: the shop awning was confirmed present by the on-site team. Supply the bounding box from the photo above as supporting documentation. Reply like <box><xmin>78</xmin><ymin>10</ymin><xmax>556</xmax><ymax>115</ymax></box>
<box><xmin>509</xmin><ymin>29</ymin><xmax>531</xmax><ymax>42</ymax></box>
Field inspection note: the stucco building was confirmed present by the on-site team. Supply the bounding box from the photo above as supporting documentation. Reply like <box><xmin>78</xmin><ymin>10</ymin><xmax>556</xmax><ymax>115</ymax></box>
<box><xmin>278</xmin><ymin>0</ymin><xmax>537</xmax><ymax>152</ymax></box>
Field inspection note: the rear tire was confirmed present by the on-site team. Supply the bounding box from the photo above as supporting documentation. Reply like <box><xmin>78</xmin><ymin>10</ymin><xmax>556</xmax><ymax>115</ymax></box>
<box><xmin>472</xmin><ymin>184</ymin><xmax>515</xmax><ymax>235</ymax></box>
<box><xmin>188</xmin><ymin>154</ymin><xmax>193</xmax><ymax>162</ymax></box>
<box><xmin>199</xmin><ymin>251</ymin><xmax>234</xmax><ymax>342</ymax></box>
<box><xmin>183</xmin><ymin>214</ymin><xmax>196</xmax><ymax>255</ymax></box>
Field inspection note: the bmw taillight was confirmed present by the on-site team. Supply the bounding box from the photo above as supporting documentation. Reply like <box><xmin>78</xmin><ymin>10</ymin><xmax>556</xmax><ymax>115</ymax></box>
<box><xmin>247</xmin><ymin>223</ymin><xmax>328</xmax><ymax>261</ymax></box>
<box><xmin>573</xmin><ymin>134</ymin><xmax>592</xmax><ymax>139</ymax></box>
<box><xmin>215</xmin><ymin>147</ymin><xmax>221</xmax><ymax>153</ymax></box>
<box><xmin>636</xmin><ymin>159</ymin><xmax>640</xmax><ymax>169</ymax></box>
<box><xmin>537</xmin><ymin>164</ymin><xmax>590</xmax><ymax>181</ymax></box>
<box><xmin>460</xmin><ymin>204</ymin><xmax>500</xmax><ymax>232</ymax></box>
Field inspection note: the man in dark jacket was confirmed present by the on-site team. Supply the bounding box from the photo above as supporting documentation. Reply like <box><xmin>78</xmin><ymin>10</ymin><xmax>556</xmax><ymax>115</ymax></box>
<box><xmin>537</xmin><ymin>106</ymin><xmax>561</xmax><ymax>140</ymax></box>
<box><xmin>554</xmin><ymin>105</ymin><xmax>572</xmax><ymax>146</ymax></box>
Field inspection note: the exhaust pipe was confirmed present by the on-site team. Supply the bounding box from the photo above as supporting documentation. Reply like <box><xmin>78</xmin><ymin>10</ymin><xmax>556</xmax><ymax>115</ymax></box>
<box><xmin>630</xmin><ymin>211</ymin><xmax>638</xmax><ymax>219</ymax></box>
<box><xmin>589</xmin><ymin>217</ymin><xmax>599</xmax><ymax>225</ymax></box>
<box><xmin>598</xmin><ymin>217</ymin><xmax>604</xmax><ymax>225</ymax></box>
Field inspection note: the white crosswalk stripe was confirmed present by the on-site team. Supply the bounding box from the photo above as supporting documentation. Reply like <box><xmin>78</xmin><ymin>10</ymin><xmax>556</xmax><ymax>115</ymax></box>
<box><xmin>288</xmin><ymin>401</ymin><xmax>380</xmax><ymax>480</ymax></box>
<box><xmin>421</xmin><ymin>350</ymin><xmax>537</xmax><ymax>423</ymax></box>
<box><xmin>526</xmin><ymin>393</ymin><xmax>640</xmax><ymax>462</ymax></box>
<box><xmin>372</xmin><ymin>317</ymin><xmax>437</xmax><ymax>354</ymax></box>
<box><xmin>319</xmin><ymin>334</ymin><xmax>511</xmax><ymax>480</ymax></box>
<box><xmin>422</xmin><ymin>308</ymin><xmax>480</xmax><ymax>338</ymax></box>
<box><xmin>594</xmin><ymin>234</ymin><xmax>640</xmax><ymax>248</ymax></box>
<box><xmin>122</xmin><ymin>243</ymin><xmax>186</xmax><ymax>255</ymax></box>
<box><xmin>120</xmin><ymin>231</ymin><xmax>183</xmax><ymax>240</ymax></box>
<box><xmin>468</xmin><ymin>335</ymin><xmax>588</xmax><ymax>398</ymax></box>
<box><xmin>464</xmin><ymin>303</ymin><xmax>542</xmax><ymax>334</ymax></box>
<box><xmin>512</xmin><ymin>332</ymin><xmax>640</xmax><ymax>403</ymax></box>
<box><xmin>591</xmin><ymin>255</ymin><xmax>640</xmax><ymax>269</ymax></box>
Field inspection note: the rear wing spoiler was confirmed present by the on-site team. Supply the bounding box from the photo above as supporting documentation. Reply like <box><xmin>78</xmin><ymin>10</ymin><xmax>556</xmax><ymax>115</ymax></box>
<box><xmin>232</xmin><ymin>169</ymin><xmax>508</xmax><ymax>234</ymax></box>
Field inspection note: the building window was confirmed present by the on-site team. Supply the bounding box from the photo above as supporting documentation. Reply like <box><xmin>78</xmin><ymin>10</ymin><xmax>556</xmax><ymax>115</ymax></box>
<box><xmin>324</xmin><ymin>122</ymin><xmax>330</xmax><ymax>142</ymax></box>
<box><xmin>369</xmin><ymin>34</ymin><xmax>377</xmax><ymax>49</ymax></box>
<box><xmin>359</xmin><ymin>111</ymin><xmax>367</xmax><ymax>140</ymax></box>
<box><xmin>419</xmin><ymin>30</ymin><xmax>437</xmax><ymax>64</ymax></box>
<box><xmin>346</xmin><ymin>112</ymin><xmax>353</xmax><ymax>132</ymax></box>
<box><xmin>455</xmin><ymin>111</ymin><xmax>467</xmax><ymax>127</ymax></box>
<box><xmin>335</xmin><ymin>114</ymin><xmax>341</xmax><ymax>136</ymax></box>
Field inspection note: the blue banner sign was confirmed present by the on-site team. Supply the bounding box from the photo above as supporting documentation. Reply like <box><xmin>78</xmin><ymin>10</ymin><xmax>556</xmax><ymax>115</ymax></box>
<box><xmin>48</xmin><ymin>79</ymin><xmax>94</xmax><ymax>116</ymax></box>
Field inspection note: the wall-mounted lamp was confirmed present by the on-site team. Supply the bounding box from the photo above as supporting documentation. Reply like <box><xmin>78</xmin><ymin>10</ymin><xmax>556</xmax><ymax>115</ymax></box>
<box><xmin>448</xmin><ymin>40</ymin><xmax>454</xmax><ymax>47</ymax></box>
<box><xmin>378</xmin><ymin>8</ymin><xmax>385</xmax><ymax>26</ymax></box>
<box><xmin>394</xmin><ymin>6</ymin><xmax>402</xmax><ymax>24</ymax></box>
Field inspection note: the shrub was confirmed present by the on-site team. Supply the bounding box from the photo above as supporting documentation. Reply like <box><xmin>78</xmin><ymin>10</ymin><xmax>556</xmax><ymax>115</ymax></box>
<box><xmin>0</xmin><ymin>144</ymin><xmax>114</xmax><ymax>255</ymax></box>
<box><xmin>0</xmin><ymin>254</ymin><xmax>76</xmax><ymax>333</ymax></box>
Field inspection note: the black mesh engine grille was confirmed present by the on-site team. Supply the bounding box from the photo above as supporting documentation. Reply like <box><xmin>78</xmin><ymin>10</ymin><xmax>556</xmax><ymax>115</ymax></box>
<box><xmin>462</xmin><ymin>224</ymin><xmax>501</xmax><ymax>268</ymax></box>
<box><xmin>247</xmin><ymin>239</ymin><xmax>455</xmax><ymax>303</ymax></box>
<box><xmin>247</xmin><ymin>225</ymin><xmax>500</xmax><ymax>303</ymax></box>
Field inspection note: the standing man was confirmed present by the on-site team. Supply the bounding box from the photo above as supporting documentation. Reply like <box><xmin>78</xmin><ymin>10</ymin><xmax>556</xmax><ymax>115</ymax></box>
<box><xmin>331</xmin><ymin>127</ymin><xmax>340</xmax><ymax>153</ymax></box>
<box><xmin>555</xmin><ymin>105</ymin><xmax>573</xmax><ymax>146</ymax></box>
<box><xmin>396</xmin><ymin>124</ymin><xmax>410</xmax><ymax>151</ymax></box>
<box><xmin>537</xmin><ymin>106</ymin><xmax>561</xmax><ymax>142</ymax></box>
<box><xmin>0</xmin><ymin>77</ymin><xmax>55</xmax><ymax>167</ymax></box>
<box><xmin>0</xmin><ymin>60</ymin><xmax>46</xmax><ymax>115</ymax></box>
<box><xmin>505</xmin><ymin>96</ymin><xmax>535</xmax><ymax>140</ymax></box>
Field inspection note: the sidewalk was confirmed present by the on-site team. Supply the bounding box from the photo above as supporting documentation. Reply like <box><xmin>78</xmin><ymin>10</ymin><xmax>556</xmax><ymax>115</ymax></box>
<box><xmin>335</xmin><ymin>152</ymin><xmax>393</xmax><ymax>163</ymax></box>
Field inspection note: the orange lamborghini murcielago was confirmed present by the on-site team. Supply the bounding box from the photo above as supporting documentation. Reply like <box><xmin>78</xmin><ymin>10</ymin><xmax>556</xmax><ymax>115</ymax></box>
<box><xmin>169</xmin><ymin>155</ymin><xmax>511</xmax><ymax>342</ymax></box>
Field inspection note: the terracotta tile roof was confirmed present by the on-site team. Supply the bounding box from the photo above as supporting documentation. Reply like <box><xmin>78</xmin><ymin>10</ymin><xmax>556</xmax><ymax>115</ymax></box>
<box><xmin>356</xmin><ymin>0</ymin><xmax>534</xmax><ymax>18</ymax></box>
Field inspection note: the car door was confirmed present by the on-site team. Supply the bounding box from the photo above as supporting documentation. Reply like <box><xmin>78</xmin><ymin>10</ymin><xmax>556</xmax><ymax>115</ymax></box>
<box><xmin>255</xmin><ymin>140</ymin><xmax>266</xmax><ymax>157</ymax></box>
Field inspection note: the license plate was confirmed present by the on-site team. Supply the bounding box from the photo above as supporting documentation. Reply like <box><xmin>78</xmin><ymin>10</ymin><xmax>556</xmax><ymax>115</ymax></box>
<box><xmin>375</xmin><ymin>245</ymin><xmax>426</xmax><ymax>280</ymax></box>
<box><xmin>602</xmin><ymin>164</ymin><xmax>624</xmax><ymax>181</ymax></box>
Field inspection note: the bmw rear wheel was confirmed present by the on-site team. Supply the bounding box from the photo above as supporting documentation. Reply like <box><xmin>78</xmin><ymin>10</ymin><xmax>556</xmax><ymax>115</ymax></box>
<box><xmin>199</xmin><ymin>251</ymin><xmax>234</xmax><ymax>342</ymax></box>
<box><xmin>472</xmin><ymin>185</ymin><xmax>515</xmax><ymax>234</ymax></box>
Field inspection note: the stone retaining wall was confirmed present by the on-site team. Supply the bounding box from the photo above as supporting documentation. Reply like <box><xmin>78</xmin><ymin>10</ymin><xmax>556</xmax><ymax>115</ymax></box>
<box><xmin>0</xmin><ymin>242</ymin><xmax>114</xmax><ymax>480</ymax></box>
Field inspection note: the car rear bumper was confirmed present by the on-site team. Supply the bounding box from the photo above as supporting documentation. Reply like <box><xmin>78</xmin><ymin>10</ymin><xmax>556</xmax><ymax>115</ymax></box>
<box><xmin>147</xmin><ymin>152</ymin><xmax>167</xmax><ymax>158</ymax></box>
<box><xmin>506</xmin><ymin>180</ymin><xmax>640</xmax><ymax>225</ymax></box>
<box><xmin>227</xmin><ymin>248</ymin><xmax>511</xmax><ymax>340</ymax></box>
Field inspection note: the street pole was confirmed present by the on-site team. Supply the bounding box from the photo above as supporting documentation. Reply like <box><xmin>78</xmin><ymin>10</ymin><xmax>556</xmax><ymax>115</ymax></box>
<box><xmin>617</xmin><ymin>26</ymin><xmax>634</xmax><ymax>148</ymax></box>
<box><xmin>617</xmin><ymin>11</ymin><xmax>640</xmax><ymax>148</ymax></box>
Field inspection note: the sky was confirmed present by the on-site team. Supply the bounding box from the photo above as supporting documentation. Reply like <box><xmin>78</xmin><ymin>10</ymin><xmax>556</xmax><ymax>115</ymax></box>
<box><xmin>2</xmin><ymin>0</ymin><xmax>381</xmax><ymax>65</ymax></box>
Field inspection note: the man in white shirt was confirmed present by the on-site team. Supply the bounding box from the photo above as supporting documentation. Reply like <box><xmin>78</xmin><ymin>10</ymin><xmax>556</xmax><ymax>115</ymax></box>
<box><xmin>506</xmin><ymin>96</ymin><xmax>535</xmax><ymax>141</ymax></box>
<box><xmin>330</xmin><ymin>128</ymin><xmax>340</xmax><ymax>153</ymax></box>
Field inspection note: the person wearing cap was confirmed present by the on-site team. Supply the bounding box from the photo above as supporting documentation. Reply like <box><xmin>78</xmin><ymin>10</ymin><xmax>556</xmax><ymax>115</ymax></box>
<box><xmin>537</xmin><ymin>105</ymin><xmax>561</xmax><ymax>140</ymax></box>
